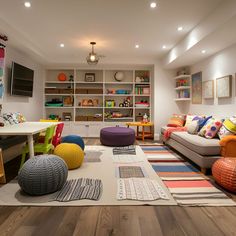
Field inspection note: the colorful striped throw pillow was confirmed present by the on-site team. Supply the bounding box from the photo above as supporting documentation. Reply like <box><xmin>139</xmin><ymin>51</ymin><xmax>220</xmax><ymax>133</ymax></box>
<box><xmin>167</xmin><ymin>114</ymin><xmax>186</xmax><ymax>127</ymax></box>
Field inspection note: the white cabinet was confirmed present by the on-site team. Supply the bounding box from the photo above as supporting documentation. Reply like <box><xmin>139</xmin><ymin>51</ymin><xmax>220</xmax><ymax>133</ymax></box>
<box><xmin>62</xmin><ymin>123</ymin><xmax>103</xmax><ymax>137</ymax></box>
<box><xmin>87</xmin><ymin>123</ymin><xmax>103</xmax><ymax>137</ymax></box>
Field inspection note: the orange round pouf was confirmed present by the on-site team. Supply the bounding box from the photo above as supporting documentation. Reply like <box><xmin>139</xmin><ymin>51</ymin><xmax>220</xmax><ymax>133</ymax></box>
<box><xmin>212</xmin><ymin>158</ymin><xmax>236</xmax><ymax>193</ymax></box>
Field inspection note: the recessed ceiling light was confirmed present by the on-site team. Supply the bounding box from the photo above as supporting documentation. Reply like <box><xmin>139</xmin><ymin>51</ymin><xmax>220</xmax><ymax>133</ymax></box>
<box><xmin>135</xmin><ymin>44</ymin><xmax>140</xmax><ymax>49</ymax></box>
<box><xmin>162</xmin><ymin>45</ymin><xmax>166</xmax><ymax>49</ymax></box>
<box><xmin>24</xmin><ymin>2</ymin><xmax>31</xmax><ymax>8</ymax></box>
<box><xmin>60</xmin><ymin>43</ymin><xmax>65</xmax><ymax>48</ymax></box>
<box><xmin>201</xmin><ymin>50</ymin><xmax>206</xmax><ymax>54</ymax></box>
<box><xmin>177</xmin><ymin>26</ymin><xmax>183</xmax><ymax>31</ymax></box>
<box><xmin>150</xmin><ymin>2</ymin><xmax>157</xmax><ymax>8</ymax></box>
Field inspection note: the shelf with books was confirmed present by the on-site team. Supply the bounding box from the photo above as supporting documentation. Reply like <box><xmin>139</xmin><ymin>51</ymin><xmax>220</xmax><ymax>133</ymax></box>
<box><xmin>44</xmin><ymin>67</ymin><xmax>152</xmax><ymax>136</ymax></box>
<box><xmin>174</xmin><ymin>74</ymin><xmax>191</xmax><ymax>102</ymax></box>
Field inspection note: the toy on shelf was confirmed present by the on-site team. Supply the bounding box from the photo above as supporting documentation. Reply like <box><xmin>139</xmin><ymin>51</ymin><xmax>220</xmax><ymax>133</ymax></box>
<box><xmin>80</xmin><ymin>99</ymin><xmax>99</xmax><ymax>107</ymax></box>
<box><xmin>45</xmin><ymin>98</ymin><xmax>63</xmax><ymax>107</ymax></box>
<box><xmin>105</xmin><ymin>100</ymin><xmax>115</xmax><ymax>107</ymax></box>
<box><xmin>69</xmin><ymin>75</ymin><xmax>74</xmax><ymax>82</ymax></box>
<box><xmin>119</xmin><ymin>96</ymin><xmax>132</xmax><ymax>107</ymax></box>
<box><xmin>106</xmin><ymin>89</ymin><xmax>131</xmax><ymax>95</ymax></box>
<box><xmin>135</xmin><ymin>100</ymin><xmax>149</xmax><ymax>108</ymax></box>
<box><xmin>58</xmin><ymin>73</ymin><xmax>67</xmax><ymax>81</ymax></box>
<box><xmin>142</xmin><ymin>113</ymin><xmax>149</xmax><ymax>123</ymax></box>
<box><xmin>106</xmin><ymin>89</ymin><xmax>116</xmax><ymax>94</ymax></box>
<box><xmin>48</xmin><ymin>114</ymin><xmax>60</xmax><ymax>120</ymax></box>
<box><xmin>116</xmin><ymin>89</ymin><xmax>130</xmax><ymax>94</ymax></box>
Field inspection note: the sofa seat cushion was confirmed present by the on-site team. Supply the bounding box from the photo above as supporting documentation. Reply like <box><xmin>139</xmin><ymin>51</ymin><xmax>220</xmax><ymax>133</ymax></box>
<box><xmin>0</xmin><ymin>136</ymin><xmax>27</xmax><ymax>150</ymax></box>
<box><xmin>169</xmin><ymin>132</ymin><xmax>220</xmax><ymax>156</ymax></box>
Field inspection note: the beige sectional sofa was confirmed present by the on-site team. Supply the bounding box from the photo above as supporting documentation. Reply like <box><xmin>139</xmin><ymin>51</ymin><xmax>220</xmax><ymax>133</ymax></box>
<box><xmin>160</xmin><ymin>126</ymin><xmax>221</xmax><ymax>173</ymax></box>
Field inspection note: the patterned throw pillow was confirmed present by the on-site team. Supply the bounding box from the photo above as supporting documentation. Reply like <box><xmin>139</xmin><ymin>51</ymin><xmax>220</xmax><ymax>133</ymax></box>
<box><xmin>197</xmin><ymin>116</ymin><xmax>212</xmax><ymax>132</ymax></box>
<box><xmin>187</xmin><ymin>120</ymin><xmax>199</xmax><ymax>134</ymax></box>
<box><xmin>218</xmin><ymin>116</ymin><xmax>236</xmax><ymax>139</ymax></box>
<box><xmin>185</xmin><ymin>115</ymin><xmax>196</xmax><ymax>127</ymax></box>
<box><xmin>2</xmin><ymin>112</ymin><xmax>26</xmax><ymax>125</ymax></box>
<box><xmin>204</xmin><ymin>120</ymin><xmax>223</xmax><ymax>139</ymax></box>
<box><xmin>167</xmin><ymin>114</ymin><xmax>186</xmax><ymax>127</ymax></box>
<box><xmin>198</xmin><ymin>118</ymin><xmax>215</xmax><ymax>136</ymax></box>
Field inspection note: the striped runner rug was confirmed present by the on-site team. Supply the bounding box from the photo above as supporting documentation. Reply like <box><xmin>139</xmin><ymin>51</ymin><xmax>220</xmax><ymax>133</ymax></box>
<box><xmin>141</xmin><ymin>144</ymin><xmax>236</xmax><ymax>206</ymax></box>
<box><xmin>141</xmin><ymin>145</ymin><xmax>206</xmax><ymax>180</ymax></box>
<box><xmin>54</xmin><ymin>178</ymin><xmax>102</xmax><ymax>202</ymax></box>
<box><xmin>164</xmin><ymin>180</ymin><xmax>236</xmax><ymax>206</ymax></box>
<box><xmin>141</xmin><ymin>145</ymin><xmax>185</xmax><ymax>162</ymax></box>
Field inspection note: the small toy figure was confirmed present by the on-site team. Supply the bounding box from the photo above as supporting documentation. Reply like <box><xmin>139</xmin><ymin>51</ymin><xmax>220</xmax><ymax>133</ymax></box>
<box><xmin>142</xmin><ymin>113</ymin><xmax>148</xmax><ymax>123</ymax></box>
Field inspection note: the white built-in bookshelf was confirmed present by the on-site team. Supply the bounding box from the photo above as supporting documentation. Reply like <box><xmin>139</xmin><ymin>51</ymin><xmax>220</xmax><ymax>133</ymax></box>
<box><xmin>44</xmin><ymin>68</ymin><xmax>152</xmax><ymax>137</ymax></box>
<box><xmin>174</xmin><ymin>74</ymin><xmax>191</xmax><ymax>101</ymax></box>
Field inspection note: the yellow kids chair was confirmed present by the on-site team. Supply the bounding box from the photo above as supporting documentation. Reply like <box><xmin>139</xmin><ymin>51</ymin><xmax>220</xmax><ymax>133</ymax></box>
<box><xmin>20</xmin><ymin>125</ymin><xmax>56</xmax><ymax>168</ymax></box>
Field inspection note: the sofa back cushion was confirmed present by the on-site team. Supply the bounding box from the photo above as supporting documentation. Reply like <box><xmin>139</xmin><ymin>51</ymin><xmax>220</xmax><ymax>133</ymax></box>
<box><xmin>218</xmin><ymin>116</ymin><xmax>236</xmax><ymax>139</ymax></box>
<box><xmin>167</xmin><ymin>114</ymin><xmax>186</xmax><ymax>127</ymax></box>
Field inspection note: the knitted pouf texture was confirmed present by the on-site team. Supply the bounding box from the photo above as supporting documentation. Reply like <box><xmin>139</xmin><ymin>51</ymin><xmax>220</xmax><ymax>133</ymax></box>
<box><xmin>212</xmin><ymin>158</ymin><xmax>236</xmax><ymax>193</ymax></box>
<box><xmin>54</xmin><ymin>143</ymin><xmax>84</xmax><ymax>169</ymax></box>
<box><xmin>18</xmin><ymin>154</ymin><xmax>68</xmax><ymax>196</ymax></box>
<box><xmin>61</xmin><ymin>135</ymin><xmax>85</xmax><ymax>150</ymax></box>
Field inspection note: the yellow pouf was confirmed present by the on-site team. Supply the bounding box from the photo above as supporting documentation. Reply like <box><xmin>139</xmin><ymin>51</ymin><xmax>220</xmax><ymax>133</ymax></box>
<box><xmin>54</xmin><ymin>143</ymin><xmax>84</xmax><ymax>169</ymax></box>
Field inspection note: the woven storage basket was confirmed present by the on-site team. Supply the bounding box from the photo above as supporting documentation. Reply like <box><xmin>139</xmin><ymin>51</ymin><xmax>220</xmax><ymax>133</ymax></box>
<box><xmin>212</xmin><ymin>158</ymin><xmax>236</xmax><ymax>192</ymax></box>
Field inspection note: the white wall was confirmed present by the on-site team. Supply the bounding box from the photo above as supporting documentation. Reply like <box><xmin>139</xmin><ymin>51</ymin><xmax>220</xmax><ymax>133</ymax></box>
<box><xmin>153</xmin><ymin>61</ymin><xmax>182</xmax><ymax>139</ymax></box>
<box><xmin>2</xmin><ymin>46</ymin><xmax>44</xmax><ymax>121</ymax></box>
<box><xmin>188</xmin><ymin>43</ymin><xmax>236</xmax><ymax>118</ymax></box>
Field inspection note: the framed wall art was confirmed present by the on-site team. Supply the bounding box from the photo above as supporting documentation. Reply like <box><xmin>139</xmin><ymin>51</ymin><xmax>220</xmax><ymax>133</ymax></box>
<box><xmin>216</xmin><ymin>75</ymin><xmax>232</xmax><ymax>98</ymax></box>
<box><xmin>85</xmin><ymin>73</ymin><xmax>95</xmax><ymax>82</ymax></box>
<box><xmin>191</xmin><ymin>72</ymin><xmax>202</xmax><ymax>104</ymax></box>
<box><xmin>203</xmin><ymin>80</ymin><xmax>214</xmax><ymax>99</ymax></box>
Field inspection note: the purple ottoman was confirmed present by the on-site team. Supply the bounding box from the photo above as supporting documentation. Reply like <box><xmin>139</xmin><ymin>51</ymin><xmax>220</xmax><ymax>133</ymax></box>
<box><xmin>100</xmin><ymin>127</ymin><xmax>135</xmax><ymax>146</ymax></box>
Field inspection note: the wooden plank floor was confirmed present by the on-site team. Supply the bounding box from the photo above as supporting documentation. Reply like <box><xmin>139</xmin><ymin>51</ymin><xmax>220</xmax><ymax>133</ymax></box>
<box><xmin>0</xmin><ymin>138</ymin><xmax>236</xmax><ymax>236</ymax></box>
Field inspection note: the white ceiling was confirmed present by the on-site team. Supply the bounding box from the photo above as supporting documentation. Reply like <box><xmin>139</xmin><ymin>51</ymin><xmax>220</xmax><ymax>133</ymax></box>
<box><xmin>0</xmin><ymin>0</ymin><xmax>225</xmax><ymax>66</ymax></box>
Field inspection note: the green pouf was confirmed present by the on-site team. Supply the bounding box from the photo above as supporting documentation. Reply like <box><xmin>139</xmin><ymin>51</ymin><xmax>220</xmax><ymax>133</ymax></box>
<box><xmin>61</xmin><ymin>135</ymin><xmax>85</xmax><ymax>150</ymax></box>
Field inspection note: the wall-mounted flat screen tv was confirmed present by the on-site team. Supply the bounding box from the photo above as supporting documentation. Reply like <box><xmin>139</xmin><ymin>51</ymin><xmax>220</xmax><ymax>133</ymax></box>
<box><xmin>10</xmin><ymin>62</ymin><xmax>34</xmax><ymax>97</ymax></box>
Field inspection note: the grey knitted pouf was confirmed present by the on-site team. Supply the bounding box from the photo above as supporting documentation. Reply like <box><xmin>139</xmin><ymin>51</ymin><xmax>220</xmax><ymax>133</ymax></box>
<box><xmin>18</xmin><ymin>154</ymin><xmax>68</xmax><ymax>196</ymax></box>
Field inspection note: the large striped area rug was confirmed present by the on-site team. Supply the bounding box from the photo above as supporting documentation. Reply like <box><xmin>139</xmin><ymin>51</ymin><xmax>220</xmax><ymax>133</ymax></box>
<box><xmin>141</xmin><ymin>145</ymin><xmax>236</xmax><ymax>206</ymax></box>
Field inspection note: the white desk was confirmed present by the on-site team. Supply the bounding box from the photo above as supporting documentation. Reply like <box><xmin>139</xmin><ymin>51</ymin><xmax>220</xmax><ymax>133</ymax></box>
<box><xmin>0</xmin><ymin>122</ymin><xmax>56</xmax><ymax>158</ymax></box>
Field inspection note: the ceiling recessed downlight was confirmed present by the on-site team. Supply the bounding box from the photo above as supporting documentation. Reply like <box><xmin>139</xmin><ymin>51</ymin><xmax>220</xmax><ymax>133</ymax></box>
<box><xmin>201</xmin><ymin>50</ymin><xmax>206</xmax><ymax>54</ymax></box>
<box><xmin>150</xmin><ymin>2</ymin><xmax>157</xmax><ymax>8</ymax></box>
<box><xmin>162</xmin><ymin>45</ymin><xmax>166</xmax><ymax>49</ymax></box>
<box><xmin>24</xmin><ymin>2</ymin><xmax>31</xmax><ymax>8</ymax></box>
<box><xmin>60</xmin><ymin>43</ymin><xmax>65</xmax><ymax>48</ymax></box>
<box><xmin>177</xmin><ymin>26</ymin><xmax>183</xmax><ymax>31</ymax></box>
<box><xmin>135</xmin><ymin>44</ymin><xmax>140</xmax><ymax>49</ymax></box>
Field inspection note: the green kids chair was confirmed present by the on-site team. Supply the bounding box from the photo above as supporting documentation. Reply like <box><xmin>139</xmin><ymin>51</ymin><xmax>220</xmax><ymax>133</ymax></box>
<box><xmin>20</xmin><ymin>125</ymin><xmax>56</xmax><ymax>168</ymax></box>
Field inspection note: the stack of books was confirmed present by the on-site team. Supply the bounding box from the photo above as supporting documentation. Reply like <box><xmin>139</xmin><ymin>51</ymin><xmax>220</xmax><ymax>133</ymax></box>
<box><xmin>113</xmin><ymin>145</ymin><xmax>136</xmax><ymax>155</ymax></box>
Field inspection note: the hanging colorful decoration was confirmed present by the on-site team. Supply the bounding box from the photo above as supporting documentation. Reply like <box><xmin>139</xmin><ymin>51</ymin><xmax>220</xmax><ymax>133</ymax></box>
<box><xmin>0</xmin><ymin>46</ymin><xmax>5</xmax><ymax>99</ymax></box>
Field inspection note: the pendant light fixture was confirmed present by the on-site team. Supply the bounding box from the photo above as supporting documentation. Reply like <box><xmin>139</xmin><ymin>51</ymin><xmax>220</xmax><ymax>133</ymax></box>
<box><xmin>86</xmin><ymin>42</ymin><xmax>99</xmax><ymax>65</ymax></box>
